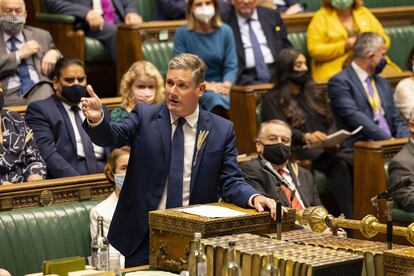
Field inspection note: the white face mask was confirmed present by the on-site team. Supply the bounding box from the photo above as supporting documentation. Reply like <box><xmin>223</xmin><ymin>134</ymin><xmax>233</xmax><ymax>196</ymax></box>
<box><xmin>113</xmin><ymin>173</ymin><xmax>126</xmax><ymax>191</ymax></box>
<box><xmin>133</xmin><ymin>87</ymin><xmax>156</xmax><ymax>104</ymax></box>
<box><xmin>193</xmin><ymin>5</ymin><xmax>215</xmax><ymax>24</ymax></box>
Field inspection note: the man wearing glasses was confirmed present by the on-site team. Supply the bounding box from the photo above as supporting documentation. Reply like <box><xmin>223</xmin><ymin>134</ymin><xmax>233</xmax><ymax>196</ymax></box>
<box><xmin>25</xmin><ymin>57</ymin><xmax>110</xmax><ymax>179</ymax></box>
<box><xmin>0</xmin><ymin>0</ymin><xmax>61</xmax><ymax>106</ymax></box>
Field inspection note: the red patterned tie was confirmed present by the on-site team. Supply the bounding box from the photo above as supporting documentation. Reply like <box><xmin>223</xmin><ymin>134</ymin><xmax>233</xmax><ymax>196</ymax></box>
<box><xmin>101</xmin><ymin>0</ymin><xmax>116</xmax><ymax>24</ymax></box>
<box><xmin>278</xmin><ymin>168</ymin><xmax>303</xmax><ymax>210</ymax></box>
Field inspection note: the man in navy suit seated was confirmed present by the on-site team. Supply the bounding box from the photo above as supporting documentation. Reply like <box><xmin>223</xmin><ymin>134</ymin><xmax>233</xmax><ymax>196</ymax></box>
<box><xmin>81</xmin><ymin>53</ymin><xmax>276</xmax><ymax>267</ymax></box>
<box><xmin>25</xmin><ymin>57</ymin><xmax>110</xmax><ymax>178</ymax></box>
<box><xmin>328</xmin><ymin>32</ymin><xmax>408</xmax><ymax>148</ymax></box>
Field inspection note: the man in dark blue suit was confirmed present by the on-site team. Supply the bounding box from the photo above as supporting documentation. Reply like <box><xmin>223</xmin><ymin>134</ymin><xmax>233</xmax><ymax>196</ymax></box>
<box><xmin>25</xmin><ymin>57</ymin><xmax>110</xmax><ymax>178</ymax></box>
<box><xmin>44</xmin><ymin>0</ymin><xmax>142</xmax><ymax>62</ymax></box>
<box><xmin>221</xmin><ymin>0</ymin><xmax>292</xmax><ymax>85</ymax></box>
<box><xmin>328</xmin><ymin>32</ymin><xmax>408</xmax><ymax>148</ymax></box>
<box><xmin>81</xmin><ymin>53</ymin><xmax>276</xmax><ymax>267</ymax></box>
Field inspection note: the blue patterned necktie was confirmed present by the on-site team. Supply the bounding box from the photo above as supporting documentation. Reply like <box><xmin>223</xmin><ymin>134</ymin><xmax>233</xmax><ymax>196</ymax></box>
<box><xmin>71</xmin><ymin>106</ymin><xmax>100</xmax><ymax>174</ymax></box>
<box><xmin>166</xmin><ymin>117</ymin><xmax>186</xmax><ymax>209</ymax></box>
<box><xmin>365</xmin><ymin>76</ymin><xmax>391</xmax><ymax>136</ymax></box>
<box><xmin>9</xmin><ymin>37</ymin><xmax>35</xmax><ymax>97</ymax></box>
<box><xmin>247</xmin><ymin>18</ymin><xmax>271</xmax><ymax>83</ymax></box>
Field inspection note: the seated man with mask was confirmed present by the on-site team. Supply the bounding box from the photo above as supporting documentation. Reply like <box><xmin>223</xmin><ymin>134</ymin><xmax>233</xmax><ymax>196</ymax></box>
<box><xmin>25</xmin><ymin>57</ymin><xmax>110</xmax><ymax>179</ymax></box>
<box><xmin>241</xmin><ymin>119</ymin><xmax>321</xmax><ymax>209</ymax></box>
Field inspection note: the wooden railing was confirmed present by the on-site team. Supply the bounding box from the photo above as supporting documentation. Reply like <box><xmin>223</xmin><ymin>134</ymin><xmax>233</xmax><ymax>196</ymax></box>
<box><xmin>0</xmin><ymin>173</ymin><xmax>113</xmax><ymax>210</ymax></box>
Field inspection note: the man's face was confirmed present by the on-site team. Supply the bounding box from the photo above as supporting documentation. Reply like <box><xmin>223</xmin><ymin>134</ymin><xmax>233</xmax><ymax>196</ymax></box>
<box><xmin>0</xmin><ymin>0</ymin><xmax>26</xmax><ymax>17</ymax></box>
<box><xmin>366</xmin><ymin>42</ymin><xmax>387</xmax><ymax>74</ymax></box>
<box><xmin>165</xmin><ymin>69</ymin><xmax>205</xmax><ymax>117</ymax></box>
<box><xmin>231</xmin><ymin>0</ymin><xmax>257</xmax><ymax>18</ymax></box>
<box><xmin>53</xmin><ymin>64</ymin><xmax>87</xmax><ymax>102</ymax></box>
<box><xmin>256</xmin><ymin>123</ymin><xmax>292</xmax><ymax>155</ymax></box>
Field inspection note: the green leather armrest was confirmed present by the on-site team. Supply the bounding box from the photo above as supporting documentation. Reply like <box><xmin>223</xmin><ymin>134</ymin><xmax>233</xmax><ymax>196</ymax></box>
<box><xmin>36</xmin><ymin>13</ymin><xmax>76</xmax><ymax>24</ymax></box>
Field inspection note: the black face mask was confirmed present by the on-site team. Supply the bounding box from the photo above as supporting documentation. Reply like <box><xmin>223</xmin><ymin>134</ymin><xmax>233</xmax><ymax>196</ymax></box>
<box><xmin>262</xmin><ymin>143</ymin><xmax>290</xmax><ymax>165</ymax></box>
<box><xmin>0</xmin><ymin>93</ymin><xmax>4</xmax><ymax>111</ymax></box>
<box><xmin>61</xmin><ymin>85</ymin><xmax>87</xmax><ymax>104</ymax></box>
<box><xmin>289</xmin><ymin>70</ymin><xmax>309</xmax><ymax>86</ymax></box>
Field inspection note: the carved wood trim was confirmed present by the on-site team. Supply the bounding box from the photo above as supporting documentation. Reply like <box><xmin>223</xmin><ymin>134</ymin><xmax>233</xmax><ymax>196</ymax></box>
<box><xmin>0</xmin><ymin>174</ymin><xmax>113</xmax><ymax>210</ymax></box>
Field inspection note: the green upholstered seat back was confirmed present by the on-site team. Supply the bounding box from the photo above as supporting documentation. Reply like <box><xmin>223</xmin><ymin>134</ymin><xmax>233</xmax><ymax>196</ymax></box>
<box><xmin>0</xmin><ymin>200</ymin><xmax>100</xmax><ymax>276</ymax></box>
<box><xmin>288</xmin><ymin>32</ymin><xmax>308</xmax><ymax>56</ymax></box>
<box><xmin>142</xmin><ymin>41</ymin><xmax>174</xmax><ymax>77</ymax></box>
<box><xmin>385</xmin><ymin>25</ymin><xmax>414</xmax><ymax>70</ymax></box>
<box><xmin>85</xmin><ymin>37</ymin><xmax>110</xmax><ymax>62</ymax></box>
<box><xmin>133</xmin><ymin>0</ymin><xmax>157</xmax><ymax>21</ymax></box>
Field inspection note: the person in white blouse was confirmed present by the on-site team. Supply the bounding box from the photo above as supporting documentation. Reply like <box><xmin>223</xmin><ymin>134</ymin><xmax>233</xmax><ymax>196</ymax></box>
<box><xmin>90</xmin><ymin>146</ymin><xmax>130</xmax><ymax>268</ymax></box>
<box><xmin>394</xmin><ymin>46</ymin><xmax>414</xmax><ymax>120</ymax></box>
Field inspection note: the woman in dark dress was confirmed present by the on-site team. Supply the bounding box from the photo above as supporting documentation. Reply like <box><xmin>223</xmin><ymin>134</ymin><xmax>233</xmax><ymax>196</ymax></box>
<box><xmin>261</xmin><ymin>48</ymin><xmax>353</xmax><ymax>218</ymax></box>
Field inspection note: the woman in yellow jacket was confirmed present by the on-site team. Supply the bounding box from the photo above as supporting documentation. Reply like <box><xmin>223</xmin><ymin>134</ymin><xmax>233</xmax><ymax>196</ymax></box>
<box><xmin>307</xmin><ymin>0</ymin><xmax>400</xmax><ymax>82</ymax></box>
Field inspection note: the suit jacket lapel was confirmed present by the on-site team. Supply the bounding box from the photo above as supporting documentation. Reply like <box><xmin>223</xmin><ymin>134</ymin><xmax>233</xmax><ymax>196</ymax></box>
<box><xmin>190</xmin><ymin>108</ymin><xmax>211</xmax><ymax>193</ymax></box>
<box><xmin>257</xmin><ymin>8</ymin><xmax>276</xmax><ymax>57</ymax></box>
<box><xmin>347</xmin><ymin>66</ymin><xmax>373</xmax><ymax>113</ymax></box>
<box><xmin>53</xmin><ymin>96</ymin><xmax>77</xmax><ymax>152</ymax></box>
<box><xmin>287</xmin><ymin>163</ymin><xmax>308</xmax><ymax>207</ymax></box>
<box><xmin>22</xmin><ymin>28</ymin><xmax>41</xmax><ymax>75</ymax></box>
<box><xmin>156</xmin><ymin>105</ymin><xmax>172</xmax><ymax>168</ymax></box>
<box><xmin>229</xmin><ymin>7</ymin><xmax>246</xmax><ymax>66</ymax></box>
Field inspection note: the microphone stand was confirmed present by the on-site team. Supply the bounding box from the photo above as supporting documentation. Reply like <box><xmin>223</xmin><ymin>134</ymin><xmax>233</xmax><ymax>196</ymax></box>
<box><xmin>262</xmin><ymin>167</ymin><xmax>283</xmax><ymax>240</ymax></box>
<box><xmin>371</xmin><ymin>192</ymin><xmax>393</xmax><ymax>250</ymax></box>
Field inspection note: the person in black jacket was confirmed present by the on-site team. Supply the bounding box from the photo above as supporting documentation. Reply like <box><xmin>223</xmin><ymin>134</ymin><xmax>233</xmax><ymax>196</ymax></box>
<box><xmin>261</xmin><ymin>48</ymin><xmax>353</xmax><ymax>218</ymax></box>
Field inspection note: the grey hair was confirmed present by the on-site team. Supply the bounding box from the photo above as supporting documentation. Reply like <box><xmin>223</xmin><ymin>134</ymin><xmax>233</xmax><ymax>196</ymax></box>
<box><xmin>257</xmin><ymin>119</ymin><xmax>292</xmax><ymax>139</ymax></box>
<box><xmin>168</xmin><ymin>53</ymin><xmax>207</xmax><ymax>86</ymax></box>
<box><xmin>353</xmin><ymin>32</ymin><xmax>386</xmax><ymax>59</ymax></box>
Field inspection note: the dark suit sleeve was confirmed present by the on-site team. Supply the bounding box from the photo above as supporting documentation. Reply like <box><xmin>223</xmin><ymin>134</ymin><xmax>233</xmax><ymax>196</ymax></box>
<box><xmin>388</xmin><ymin>159</ymin><xmax>414</xmax><ymax>212</ymax></box>
<box><xmin>219</xmin><ymin>123</ymin><xmax>258</xmax><ymax>207</ymax></box>
<box><xmin>380</xmin><ymin>80</ymin><xmax>409</xmax><ymax>138</ymax></box>
<box><xmin>45</xmin><ymin>0</ymin><xmax>92</xmax><ymax>19</ymax></box>
<box><xmin>156</xmin><ymin>0</ymin><xmax>186</xmax><ymax>20</ymax></box>
<box><xmin>25</xmin><ymin>103</ymin><xmax>80</xmax><ymax>178</ymax></box>
<box><xmin>121</xmin><ymin>0</ymin><xmax>138</xmax><ymax>15</ymax></box>
<box><xmin>240</xmin><ymin>161</ymin><xmax>268</xmax><ymax>196</ymax></box>
<box><xmin>84</xmin><ymin>105</ymin><xmax>140</xmax><ymax>148</ymax></box>
<box><xmin>328</xmin><ymin>74</ymin><xmax>391</xmax><ymax>140</ymax></box>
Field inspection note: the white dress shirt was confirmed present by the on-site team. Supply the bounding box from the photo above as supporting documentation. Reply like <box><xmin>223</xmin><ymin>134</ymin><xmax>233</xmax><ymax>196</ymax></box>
<box><xmin>92</xmin><ymin>0</ymin><xmax>103</xmax><ymax>14</ymax></box>
<box><xmin>157</xmin><ymin>106</ymin><xmax>199</xmax><ymax>210</ymax></box>
<box><xmin>235</xmin><ymin>9</ymin><xmax>274</xmax><ymax>69</ymax></box>
<box><xmin>3</xmin><ymin>32</ymin><xmax>40</xmax><ymax>91</ymax></box>
<box><xmin>89</xmin><ymin>192</ymin><xmax>125</xmax><ymax>268</ymax></box>
<box><xmin>61</xmin><ymin>101</ymin><xmax>104</xmax><ymax>159</ymax></box>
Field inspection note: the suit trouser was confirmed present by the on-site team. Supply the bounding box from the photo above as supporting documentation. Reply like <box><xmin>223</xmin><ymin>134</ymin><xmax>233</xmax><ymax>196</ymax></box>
<box><xmin>124</xmin><ymin>231</ymin><xmax>149</xmax><ymax>267</ymax></box>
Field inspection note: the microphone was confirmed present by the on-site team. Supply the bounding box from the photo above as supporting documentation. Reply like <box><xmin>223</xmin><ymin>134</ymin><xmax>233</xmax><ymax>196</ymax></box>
<box><xmin>260</xmin><ymin>160</ymin><xmax>291</xmax><ymax>188</ymax></box>
<box><xmin>371</xmin><ymin>175</ymin><xmax>414</xmax><ymax>201</ymax></box>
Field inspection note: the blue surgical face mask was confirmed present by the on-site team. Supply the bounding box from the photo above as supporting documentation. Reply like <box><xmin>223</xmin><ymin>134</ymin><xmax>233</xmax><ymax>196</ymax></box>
<box><xmin>113</xmin><ymin>173</ymin><xmax>126</xmax><ymax>190</ymax></box>
<box><xmin>374</xmin><ymin>58</ymin><xmax>387</xmax><ymax>75</ymax></box>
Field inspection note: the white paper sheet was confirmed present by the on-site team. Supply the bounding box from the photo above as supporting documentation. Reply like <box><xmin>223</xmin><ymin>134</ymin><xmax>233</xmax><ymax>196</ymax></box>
<box><xmin>176</xmin><ymin>205</ymin><xmax>248</xmax><ymax>218</ymax></box>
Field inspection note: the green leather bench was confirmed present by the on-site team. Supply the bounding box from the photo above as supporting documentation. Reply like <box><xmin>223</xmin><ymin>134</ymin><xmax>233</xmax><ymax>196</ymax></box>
<box><xmin>134</xmin><ymin>0</ymin><xmax>157</xmax><ymax>21</ymax></box>
<box><xmin>287</xmin><ymin>25</ymin><xmax>414</xmax><ymax>71</ymax></box>
<box><xmin>0</xmin><ymin>200</ymin><xmax>100</xmax><ymax>276</ymax></box>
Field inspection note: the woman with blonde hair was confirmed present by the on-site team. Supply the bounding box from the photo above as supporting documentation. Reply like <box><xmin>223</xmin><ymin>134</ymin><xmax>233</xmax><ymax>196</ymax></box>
<box><xmin>111</xmin><ymin>61</ymin><xmax>165</xmax><ymax>122</ymax></box>
<box><xmin>307</xmin><ymin>0</ymin><xmax>400</xmax><ymax>81</ymax></box>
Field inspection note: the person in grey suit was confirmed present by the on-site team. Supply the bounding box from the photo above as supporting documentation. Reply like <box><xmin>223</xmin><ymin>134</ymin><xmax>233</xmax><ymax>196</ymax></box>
<box><xmin>0</xmin><ymin>0</ymin><xmax>61</xmax><ymax>106</ymax></box>
<box><xmin>45</xmin><ymin>0</ymin><xmax>142</xmax><ymax>63</ymax></box>
<box><xmin>241</xmin><ymin>119</ymin><xmax>321</xmax><ymax>209</ymax></box>
<box><xmin>388</xmin><ymin>108</ymin><xmax>414</xmax><ymax>212</ymax></box>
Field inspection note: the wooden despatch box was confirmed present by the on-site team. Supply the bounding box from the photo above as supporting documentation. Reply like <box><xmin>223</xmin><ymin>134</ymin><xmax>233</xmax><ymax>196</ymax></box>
<box><xmin>383</xmin><ymin>248</ymin><xmax>414</xmax><ymax>275</ymax></box>
<box><xmin>148</xmin><ymin>202</ymin><xmax>296</xmax><ymax>272</ymax></box>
